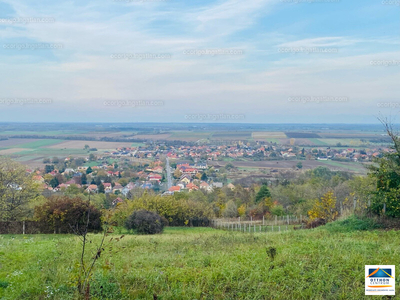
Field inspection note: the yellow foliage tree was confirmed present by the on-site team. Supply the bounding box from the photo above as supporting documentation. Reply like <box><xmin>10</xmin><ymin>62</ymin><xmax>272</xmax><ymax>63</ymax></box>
<box><xmin>237</xmin><ymin>204</ymin><xmax>246</xmax><ymax>217</ymax></box>
<box><xmin>308</xmin><ymin>191</ymin><xmax>338</xmax><ymax>222</ymax></box>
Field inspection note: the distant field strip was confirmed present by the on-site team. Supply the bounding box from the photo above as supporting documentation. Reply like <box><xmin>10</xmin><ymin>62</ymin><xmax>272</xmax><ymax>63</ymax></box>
<box><xmin>0</xmin><ymin>148</ymin><xmax>33</xmax><ymax>155</ymax></box>
<box><xmin>47</xmin><ymin>140</ymin><xmax>134</xmax><ymax>149</ymax></box>
<box><xmin>17</xmin><ymin>139</ymin><xmax>65</xmax><ymax>148</ymax></box>
<box><xmin>252</xmin><ymin>132</ymin><xmax>287</xmax><ymax>139</ymax></box>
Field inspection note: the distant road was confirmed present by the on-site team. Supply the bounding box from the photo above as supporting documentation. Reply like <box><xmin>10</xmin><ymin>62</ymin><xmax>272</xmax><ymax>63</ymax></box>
<box><xmin>166</xmin><ymin>157</ymin><xmax>173</xmax><ymax>189</ymax></box>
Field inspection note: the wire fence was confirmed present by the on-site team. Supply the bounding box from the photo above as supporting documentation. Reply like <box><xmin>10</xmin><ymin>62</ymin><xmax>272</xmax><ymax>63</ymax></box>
<box><xmin>211</xmin><ymin>215</ymin><xmax>307</xmax><ymax>233</ymax></box>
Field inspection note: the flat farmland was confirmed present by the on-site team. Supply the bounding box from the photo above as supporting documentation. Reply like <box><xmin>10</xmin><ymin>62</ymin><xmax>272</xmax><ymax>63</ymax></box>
<box><xmin>133</xmin><ymin>133</ymin><xmax>172</xmax><ymax>140</ymax></box>
<box><xmin>0</xmin><ymin>130</ymin><xmax>85</xmax><ymax>136</ymax></box>
<box><xmin>17</xmin><ymin>139</ymin><xmax>64</xmax><ymax>148</ymax></box>
<box><xmin>46</xmin><ymin>140</ymin><xmax>136</xmax><ymax>150</ymax></box>
<box><xmin>210</xmin><ymin>131</ymin><xmax>252</xmax><ymax>140</ymax></box>
<box><xmin>252</xmin><ymin>132</ymin><xmax>287</xmax><ymax>139</ymax></box>
<box><xmin>0</xmin><ymin>148</ymin><xmax>33</xmax><ymax>155</ymax></box>
<box><xmin>0</xmin><ymin>138</ymin><xmax>41</xmax><ymax>148</ymax></box>
<box><xmin>170</xmin><ymin>131</ymin><xmax>212</xmax><ymax>141</ymax></box>
<box><xmin>209</xmin><ymin>160</ymin><xmax>367</xmax><ymax>174</ymax></box>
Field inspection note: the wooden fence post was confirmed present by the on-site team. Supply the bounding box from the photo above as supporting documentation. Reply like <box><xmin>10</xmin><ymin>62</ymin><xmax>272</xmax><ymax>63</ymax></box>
<box><xmin>23</xmin><ymin>221</ymin><xmax>25</xmax><ymax>235</ymax></box>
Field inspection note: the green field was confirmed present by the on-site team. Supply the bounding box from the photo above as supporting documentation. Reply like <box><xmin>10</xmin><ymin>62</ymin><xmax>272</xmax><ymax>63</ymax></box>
<box><xmin>14</xmin><ymin>148</ymin><xmax>89</xmax><ymax>157</ymax></box>
<box><xmin>0</xmin><ymin>219</ymin><xmax>398</xmax><ymax>300</ymax></box>
<box><xmin>319</xmin><ymin>160</ymin><xmax>367</xmax><ymax>173</ymax></box>
<box><xmin>16</xmin><ymin>139</ymin><xmax>65</xmax><ymax>149</ymax></box>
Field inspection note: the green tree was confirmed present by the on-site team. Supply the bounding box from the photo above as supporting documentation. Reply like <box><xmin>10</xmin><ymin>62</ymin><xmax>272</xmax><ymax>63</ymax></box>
<box><xmin>45</xmin><ymin>165</ymin><xmax>54</xmax><ymax>174</ymax></box>
<box><xmin>296</xmin><ymin>162</ymin><xmax>303</xmax><ymax>169</ymax></box>
<box><xmin>255</xmin><ymin>185</ymin><xmax>271</xmax><ymax>203</ymax></box>
<box><xmin>367</xmin><ymin>119</ymin><xmax>400</xmax><ymax>217</ymax></box>
<box><xmin>49</xmin><ymin>176</ymin><xmax>59</xmax><ymax>188</ymax></box>
<box><xmin>98</xmin><ymin>183</ymin><xmax>105</xmax><ymax>194</ymax></box>
<box><xmin>81</xmin><ymin>173</ymin><xmax>87</xmax><ymax>185</ymax></box>
<box><xmin>86</xmin><ymin>167</ymin><xmax>93</xmax><ymax>174</ymax></box>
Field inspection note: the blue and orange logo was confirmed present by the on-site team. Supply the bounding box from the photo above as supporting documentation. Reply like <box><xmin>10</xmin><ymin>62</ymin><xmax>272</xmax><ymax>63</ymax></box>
<box><xmin>366</xmin><ymin>268</ymin><xmax>394</xmax><ymax>288</ymax></box>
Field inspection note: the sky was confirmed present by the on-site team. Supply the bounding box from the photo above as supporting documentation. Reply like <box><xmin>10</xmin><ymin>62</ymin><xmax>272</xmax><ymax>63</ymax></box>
<box><xmin>0</xmin><ymin>0</ymin><xmax>399</xmax><ymax>123</ymax></box>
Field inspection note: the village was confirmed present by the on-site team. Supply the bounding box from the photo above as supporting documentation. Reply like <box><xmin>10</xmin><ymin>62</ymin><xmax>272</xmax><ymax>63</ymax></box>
<box><xmin>26</xmin><ymin>140</ymin><xmax>387</xmax><ymax>204</ymax></box>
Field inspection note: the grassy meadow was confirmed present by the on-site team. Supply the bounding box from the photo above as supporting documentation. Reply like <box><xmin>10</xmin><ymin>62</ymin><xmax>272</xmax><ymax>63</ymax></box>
<box><xmin>0</xmin><ymin>218</ymin><xmax>399</xmax><ymax>299</ymax></box>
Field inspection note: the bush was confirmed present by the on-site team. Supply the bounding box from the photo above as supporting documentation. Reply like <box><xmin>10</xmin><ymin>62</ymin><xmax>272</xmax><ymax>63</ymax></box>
<box><xmin>306</xmin><ymin>218</ymin><xmax>326</xmax><ymax>229</ymax></box>
<box><xmin>325</xmin><ymin>215</ymin><xmax>382</xmax><ymax>232</ymax></box>
<box><xmin>125</xmin><ymin>210</ymin><xmax>166</xmax><ymax>234</ymax></box>
<box><xmin>34</xmin><ymin>196</ymin><xmax>102</xmax><ymax>234</ymax></box>
<box><xmin>111</xmin><ymin>193</ymin><xmax>213</xmax><ymax>227</ymax></box>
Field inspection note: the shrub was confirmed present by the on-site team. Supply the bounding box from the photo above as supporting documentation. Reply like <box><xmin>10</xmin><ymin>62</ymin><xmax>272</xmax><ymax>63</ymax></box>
<box><xmin>112</xmin><ymin>193</ymin><xmax>213</xmax><ymax>227</ymax></box>
<box><xmin>325</xmin><ymin>215</ymin><xmax>382</xmax><ymax>232</ymax></box>
<box><xmin>34</xmin><ymin>196</ymin><xmax>102</xmax><ymax>234</ymax></box>
<box><xmin>125</xmin><ymin>210</ymin><xmax>165</xmax><ymax>234</ymax></box>
<box><xmin>306</xmin><ymin>218</ymin><xmax>326</xmax><ymax>229</ymax></box>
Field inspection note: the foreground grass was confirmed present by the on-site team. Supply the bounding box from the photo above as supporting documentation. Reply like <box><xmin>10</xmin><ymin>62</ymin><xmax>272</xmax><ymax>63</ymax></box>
<box><xmin>0</xmin><ymin>222</ymin><xmax>399</xmax><ymax>299</ymax></box>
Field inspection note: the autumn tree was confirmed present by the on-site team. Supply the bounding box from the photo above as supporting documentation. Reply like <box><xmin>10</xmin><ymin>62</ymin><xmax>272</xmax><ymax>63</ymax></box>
<box><xmin>308</xmin><ymin>191</ymin><xmax>338</xmax><ymax>222</ymax></box>
<box><xmin>0</xmin><ymin>157</ymin><xmax>41</xmax><ymax>221</ymax></box>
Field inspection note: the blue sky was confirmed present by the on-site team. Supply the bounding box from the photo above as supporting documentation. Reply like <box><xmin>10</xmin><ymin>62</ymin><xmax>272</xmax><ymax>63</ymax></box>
<box><xmin>0</xmin><ymin>0</ymin><xmax>399</xmax><ymax>123</ymax></box>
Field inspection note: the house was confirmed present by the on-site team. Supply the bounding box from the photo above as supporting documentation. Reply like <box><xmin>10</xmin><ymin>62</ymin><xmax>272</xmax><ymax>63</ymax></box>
<box><xmin>153</xmin><ymin>166</ymin><xmax>164</xmax><ymax>174</ymax></box>
<box><xmin>148</xmin><ymin>173</ymin><xmax>162</xmax><ymax>182</ymax></box>
<box><xmin>112</xmin><ymin>197</ymin><xmax>124</xmax><ymax>206</ymax></box>
<box><xmin>227</xmin><ymin>183</ymin><xmax>235</xmax><ymax>191</ymax></box>
<box><xmin>186</xmin><ymin>182</ymin><xmax>199</xmax><ymax>192</ymax></box>
<box><xmin>113</xmin><ymin>183</ymin><xmax>123</xmax><ymax>193</ymax></box>
<box><xmin>179</xmin><ymin>176</ymin><xmax>191</xmax><ymax>185</ymax></box>
<box><xmin>63</xmin><ymin>168</ymin><xmax>75</xmax><ymax>175</ymax></box>
<box><xmin>212</xmin><ymin>182</ymin><xmax>223</xmax><ymax>188</ymax></box>
<box><xmin>103</xmin><ymin>182</ymin><xmax>112</xmax><ymax>191</ymax></box>
<box><xmin>141</xmin><ymin>182</ymin><xmax>153</xmax><ymax>189</ymax></box>
<box><xmin>86</xmin><ymin>184</ymin><xmax>98</xmax><ymax>193</ymax></box>
<box><xmin>200</xmin><ymin>181</ymin><xmax>213</xmax><ymax>192</ymax></box>
<box><xmin>168</xmin><ymin>186</ymin><xmax>181</xmax><ymax>193</ymax></box>
<box><xmin>33</xmin><ymin>175</ymin><xmax>44</xmax><ymax>183</ymax></box>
